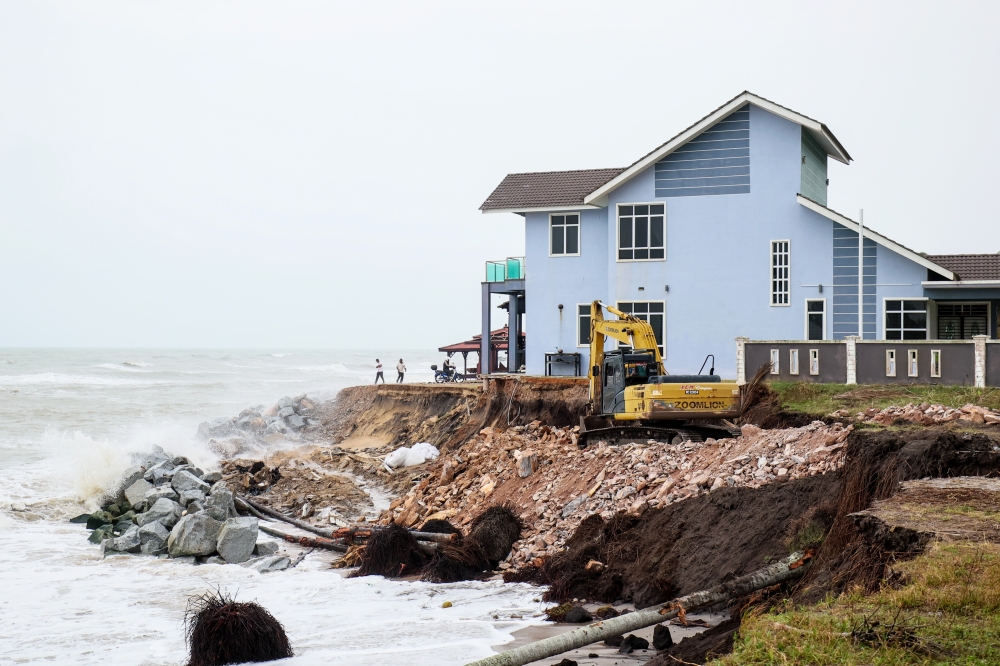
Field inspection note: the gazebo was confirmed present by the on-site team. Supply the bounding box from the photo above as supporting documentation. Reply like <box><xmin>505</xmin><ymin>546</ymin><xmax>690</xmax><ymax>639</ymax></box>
<box><xmin>438</xmin><ymin>325</ymin><xmax>524</xmax><ymax>376</ymax></box>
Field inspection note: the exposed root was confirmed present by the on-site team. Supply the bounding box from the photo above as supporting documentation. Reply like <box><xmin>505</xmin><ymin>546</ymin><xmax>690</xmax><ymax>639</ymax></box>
<box><xmin>468</xmin><ymin>503</ymin><xmax>523</xmax><ymax>567</ymax></box>
<box><xmin>351</xmin><ymin>523</ymin><xmax>427</xmax><ymax>578</ymax></box>
<box><xmin>185</xmin><ymin>590</ymin><xmax>293</xmax><ymax>666</ymax></box>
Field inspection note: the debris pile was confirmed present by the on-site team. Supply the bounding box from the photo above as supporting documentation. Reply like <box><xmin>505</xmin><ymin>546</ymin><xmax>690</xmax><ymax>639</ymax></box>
<box><xmin>833</xmin><ymin>403</ymin><xmax>1000</xmax><ymax>426</ymax></box>
<box><xmin>72</xmin><ymin>447</ymin><xmax>287</xmax><ymax>571</ymax></box>
<box><xmin>378</xmin><ymin>420</ymin><xmax>852</xmax><ymax>566</ymax></box>
<box><xmin>196</xmin><ymin>394</ymin><xmax>321</xmax><ymax>454</ymax></box>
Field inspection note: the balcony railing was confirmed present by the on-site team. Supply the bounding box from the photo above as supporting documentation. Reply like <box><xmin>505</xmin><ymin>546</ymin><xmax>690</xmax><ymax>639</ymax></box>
<box><xmin>485</xmin><ymin>257</ymin><xmax>525</xmax><ymax>283</ymax></box>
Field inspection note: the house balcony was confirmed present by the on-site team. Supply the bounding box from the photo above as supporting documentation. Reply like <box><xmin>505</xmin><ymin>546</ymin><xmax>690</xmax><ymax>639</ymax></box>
<box><xmin>481</xmin><ymin>257</ymin><xmax>525</xmax><ymax>373</ymax></box>
<box><xmin>485</xmin><ymin>257</ymin><xmax>524</xmax><ymax>283</ymax></box>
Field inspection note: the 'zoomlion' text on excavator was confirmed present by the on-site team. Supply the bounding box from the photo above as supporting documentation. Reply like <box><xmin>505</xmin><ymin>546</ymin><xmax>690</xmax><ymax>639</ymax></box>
<box><xmin>581</xmin><ymin>300</ymin><xmax>744</xmax><ymax>446</ymax></box>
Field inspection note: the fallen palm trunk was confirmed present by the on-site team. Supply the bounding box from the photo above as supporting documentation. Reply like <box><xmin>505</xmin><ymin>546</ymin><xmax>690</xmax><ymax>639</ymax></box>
<box><xmin>234</xmin><ymin>496</ymin><xmax>275</xmax><ymax>523</ymax></box>
<box><xmin>330</xmin><ymin>526</ymin><xmax>457</xmax><ymax>544</ymax></box>
<box><xmin>258</xmin><ymin>524</ymin><xmax>348</xmax><ymax>552</ymax></box>
<box><xmin>241</xmin><ymin>496</ymin><xmax>338</xmax><ymax>538</ymax></box>
<box><xmin>464</xmin><ymin>550</ymin><xmax>813</xmax><ymax>666</ymax></box>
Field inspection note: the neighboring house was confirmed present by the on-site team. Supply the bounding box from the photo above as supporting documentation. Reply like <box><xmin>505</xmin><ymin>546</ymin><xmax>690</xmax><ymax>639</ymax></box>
<box><xmin>480</xmin><ymin>91</ymin><xmax>1000</xmax><ymax>377</ymax></box>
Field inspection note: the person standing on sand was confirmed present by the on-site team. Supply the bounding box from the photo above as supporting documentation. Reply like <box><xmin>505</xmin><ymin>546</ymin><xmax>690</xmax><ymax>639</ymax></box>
<box><xmin>375</xmin><ymin>359</ymin><xmax>384</xmax><ymax>384</ymax></box>
<box><xmin>396</xmin><ymin>358</ymin><xmax>406</xmax><ymax>383</ymax></box>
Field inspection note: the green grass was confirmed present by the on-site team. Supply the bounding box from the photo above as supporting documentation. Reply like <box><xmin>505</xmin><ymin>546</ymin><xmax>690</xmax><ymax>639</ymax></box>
<box><xmin>715</xmin><ymin>542</ymin><xmax>1000</xmax><ymax>665</ymax></box>
<box><xmin>771</xmin><ymin>383</ymin><xmax>1000</xmax><ymax>417</ymax></box>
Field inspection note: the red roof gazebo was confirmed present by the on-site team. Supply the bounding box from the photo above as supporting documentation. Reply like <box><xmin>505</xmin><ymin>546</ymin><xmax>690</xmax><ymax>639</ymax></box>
<box><xmin>438</xmin><ymin>325</ymin><xmax>525</xmax><ymax>375</ymax></box>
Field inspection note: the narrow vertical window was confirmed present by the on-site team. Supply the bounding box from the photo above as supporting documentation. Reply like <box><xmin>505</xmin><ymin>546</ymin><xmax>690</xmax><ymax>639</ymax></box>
<box><xmin>577</xmin><ymin>304</ymin><xmax>591</xmax><ymax>346</ymax></box>
<box><xmin>809</xmin><ymin>349</ymin><xmax>819</xmax><ymax>375</ymax></box>
<box><xmin>886</xmin><ymin>350</ymin><xmax>896</xmax><ymax>377</ymax></box>
<box><xmin>930</xmin><ymin>350</ymin><xmax>941</xmax><ymax>378</ymax></box>
<box><xmin>908</xmin><ymin>350</ymin><xmax>919</xmax><ymax>377</ymax></box>
<box><xmin>550</xmin><ymin>213</ymin><xmax>580</xmax><ymax>256</ymax></box>
<box><xmin>789</xmin><ymin>349</ymin><xmax>800</xmax><ymax>375</ymax></box>
<box><xmin>806</xmin><ymin>300</ymin><xmax>825</xmax><ymax>340</ymax></box>
<box><xmin>770</xmin><ymin>240</ymin><xmax>790</xmax><ymax>305</ymax></box>
<box><xmin>770</xmin><ymin>349</ymin><xmax>780</xmax><ymax>374</ymax></box>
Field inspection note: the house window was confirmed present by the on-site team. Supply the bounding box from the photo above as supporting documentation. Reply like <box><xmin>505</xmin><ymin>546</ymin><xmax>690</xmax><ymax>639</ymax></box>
<box><xmin>937</xmin><ymin>303</ymin><xmax>988</xmax><ymax>339</ymax></box>
<box><xmin>618</xmin><ymin>204</ymin><xmax>665</xmax><ymax>261</ymax></box>
<box><xmin>886</xmin><ymin>350</ymin><xmax>896</xmax><ymax>377</ymax></box>
<box><xmin>577</xmin><ymin>304</ymin><xmax>591</xmax><ymax>347</ymax></box>
<box><xmin>770</xmin><ymin>349</ymin><xmax>780</xmax><ymax>374</ymax></box>
<box><xmin>617</xmin><ymin>301</ymin><xmax>665</xmax><ymax>355</ymax></box>
<box><xmin>805</xmin><ymin>299</ymin><xmax>826</xmax><ymax>340</ymax></box>
<box><xmin>931</xmin><ymin>350</ymin><xmax>942</xmax><ymax>378</ymax></box>
<box><xmin>789</xmin><ymin>349</ymin><xmax>800</xmax><ymax>375</ymax></box>
<box><xmin>809</xmin><ymin>349</ymin><xmax>819</xmax><ymax>375</ymax></box>
<box><xmin>885</xmin><ymin>300</ymin><xmax>927</xmax><ymax>340</ymax></box>
<box><xmin>550</xmin><ymin>214</ymin><xmax>580</xmax><ymax>256</ymax></box>
<box><xmin>770</xmin><ymin>241</ymin><xmax>790</xmax><ymax>305</ymax></box>
<box><xmin>908</xmin><ymin>349</ymin><xmax>919</xmax><ymax>377</ymax></box>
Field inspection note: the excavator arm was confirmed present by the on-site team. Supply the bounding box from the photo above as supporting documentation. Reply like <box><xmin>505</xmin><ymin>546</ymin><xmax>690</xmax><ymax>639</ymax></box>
<box><xmin>588</xmin><ymin>300</ymin><xmax>664</xmax><ymax>413</ymax></box>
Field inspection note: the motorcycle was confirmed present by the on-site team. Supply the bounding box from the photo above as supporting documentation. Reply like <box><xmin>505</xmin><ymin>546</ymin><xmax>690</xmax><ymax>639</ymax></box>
<box><xmin>431</xmin><ymin>364</ymin><xmax>462</xmax><ymax>383</ymax></box>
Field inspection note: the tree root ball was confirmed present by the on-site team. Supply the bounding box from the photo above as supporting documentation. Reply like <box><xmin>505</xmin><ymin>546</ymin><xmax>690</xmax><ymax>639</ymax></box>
<box><xmin>468</xmin><ymin>503</ymin><xmax>523</xmax><ymax>567</ymax></box>
<box><xmin>185</xmin><ymin>590</ymin><xmax>293</xmax><ymax>666</ymax></box>
<box><xmin>419</xmin><ymin>519</ymin><xmax>463</xmax><ymax>537</ymax></box>
<box><xmin>352</xmin><ymin>523</ymin><xmax>427</xmax><ymax>578</ymax></box>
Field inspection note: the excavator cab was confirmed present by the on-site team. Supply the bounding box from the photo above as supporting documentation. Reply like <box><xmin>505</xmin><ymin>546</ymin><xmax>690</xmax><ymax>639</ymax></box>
<box><xmin>601</xmin><ymin>349</ymin><xmax>660</xmax><ymax>414</ymax></box>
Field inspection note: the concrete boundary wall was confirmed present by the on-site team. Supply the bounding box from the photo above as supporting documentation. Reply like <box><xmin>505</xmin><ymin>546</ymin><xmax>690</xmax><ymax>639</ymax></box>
<box><xmin>742</xmin><ymin>336</ymin><xmax>993</xmax><ymax>387</ymax></box>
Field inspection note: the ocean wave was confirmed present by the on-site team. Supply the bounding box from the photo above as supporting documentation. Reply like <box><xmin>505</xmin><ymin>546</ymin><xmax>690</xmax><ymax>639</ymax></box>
<box><xmin>289</xmin><ymin>362</ymin><xmax>369</xmax><ymax>374</ymax></box>
<box><xmin>123</xmin><ymin>360</ymin><xmax>151</xmax><ymax>368</ymax></box>
<box><xmin>270</xmin><ymin>353</ymin><xmax>291</xmax><ymax>358</ymax></box>
<box><xmin>0</xmin><ymin>373</ymin><xmax>166</xmax><ymax>387</ymax></box>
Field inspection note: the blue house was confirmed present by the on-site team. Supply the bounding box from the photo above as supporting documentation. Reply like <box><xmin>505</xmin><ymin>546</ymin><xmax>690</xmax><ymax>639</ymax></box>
<box><xmin>479</xmin><ymin>92</ymin><xmax>1000</xmax><ymax>377</ymax></box>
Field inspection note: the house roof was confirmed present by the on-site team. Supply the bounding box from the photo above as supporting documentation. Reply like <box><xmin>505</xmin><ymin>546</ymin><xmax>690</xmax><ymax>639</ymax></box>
<box><xmin>796</xmin><ymin>195</ymin><xmax>956</xmax><ymax>281</ymax></box>
<box><xmin>926</xmin><ymin>254</ymin><xmax>1000</xmax><ymax>281</ymax></box>
<box><xmin>583</xmin><ymin>91</ymin><xmax>851</xmax><ymax>206</ymax></box>
<box><xmin>480</xmin><ymin>168</ymin><xmax>624</xmax><ymax>213</ymax></box>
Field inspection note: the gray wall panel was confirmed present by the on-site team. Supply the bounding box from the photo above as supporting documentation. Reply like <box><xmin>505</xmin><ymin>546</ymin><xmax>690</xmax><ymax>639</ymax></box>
<box><xmin>857</xmin><ymin>342</ymin><xmax>975</xmax><ymax>386</ymax></box>
<box><xmin>988</xmin><ymin>343</ymin><xmax>1000</xmax><ymax>387</ymax></box>
<box><xmin>746</xmin><ymin>342</ymin><xmax>846</xmax><ymax>383</ymax></box>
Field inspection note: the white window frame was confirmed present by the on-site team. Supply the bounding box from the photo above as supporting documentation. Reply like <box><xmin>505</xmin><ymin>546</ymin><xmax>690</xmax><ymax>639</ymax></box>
<box><xmin>549</xmin><ymin>213</ymin><xmax>581</xmax><ymax>257</ymax></box>
<box><xmin>789</xmin><ymin>349</ymin><xmax>800</xmax><ymax>375</ymax></box>
<box><xmin>616</xmin><ymin>202</ymin><xmax>666</xmax><ymax>262</ymax></box>
<box><xmin>883</xmin><ymin>297</ymin><xmax>929</xmax><ymax>341</ymax></box>
<box><xmin>616</xmin><ymin>300</ymin><xmax>666</xmax><ymax>356</ymax></box>
<box><xmin>908</xmin><ymin>349</ymin><xmax>919</xmax><ymax>377</ymax></box>
<box><xmin>770</xmin><ymin>240</ymin><xmax>790</xmax><ymax>306</ymax></box>
<box><xmin>576</xmin><ymin>303</ymin><xmax>591</xmax><ymax>347</ymax></box>
<box><xmin>804</xmin><ymin>298</ymin><xmax>827</xmax><ymax>340</ymax></box>
<box><xmin>809</xmin><ymin>349</ymin><xmax>819</xmax><ymax>376</ymax></box>
<box><xmin>930</xmin><ymin>349</ymin><xmax>942</xmax><ymax>378</ymax></box>
<box><xmin>770</xmin><ymin>349</ymin><xmax>780</xmax><ymax>374</ymax></box>
<box><xmin>886</xmin><ymin>349</ymin><xmax>896</xmax><ymax>377</ymax></box>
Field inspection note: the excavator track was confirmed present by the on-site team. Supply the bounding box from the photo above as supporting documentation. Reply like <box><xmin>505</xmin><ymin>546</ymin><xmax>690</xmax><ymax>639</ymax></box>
<box><xmin>578</xmin><ymin>421</ymin><xmax>741</xmax><ymax>448</ymax></box>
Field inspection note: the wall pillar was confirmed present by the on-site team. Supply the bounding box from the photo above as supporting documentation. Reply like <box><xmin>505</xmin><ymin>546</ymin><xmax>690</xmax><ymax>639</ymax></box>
<box><xmin>845</xmin><ymin>335</ymin><xmax>860</xmax><ymax>385</ymax></box>
<box><xmin>481</xmin><ymin>283</ymin><xmax>491</xmax><ymax>375</ymax></box>
<box><xmin>735</xmin><ymin>337</ymin><xmax>748</xmax><ymax>385</ymax></box>
<box><xmin>508</xmin><ymin>294</ymin><xmax>520</xmax><ymax>372</ymax></box>
<box><xmin>974</xmin><ymin>335</ymin><xmax>988</xmax><ymax>388</ymax></box>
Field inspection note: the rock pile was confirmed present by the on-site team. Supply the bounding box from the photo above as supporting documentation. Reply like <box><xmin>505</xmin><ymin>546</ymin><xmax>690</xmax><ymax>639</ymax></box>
<box><xmin>833</xmin><ymin>402</ymin><xmax>1000</xmax><ymax>426</ymax></box>
<box><xmin>73</xmin><ymin>447</ymin><xmax>288</xmax><ymax>571</ymax></box>
<box><xmin>378</xmin><ymin>420</ymin><xmax>852</xmax><ymax>566</ymax></box>
<box><xmin>197</xmin><ymin>394</ymin><xmax>320</xmax><ymax>445</ymax></box>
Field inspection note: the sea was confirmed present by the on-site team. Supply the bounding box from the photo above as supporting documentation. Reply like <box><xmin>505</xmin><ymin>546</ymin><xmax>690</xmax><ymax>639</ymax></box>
<box><xmin>0</xmin><ymin>349</ymin><xmax>544</xmax><ymax>665</ymax></box>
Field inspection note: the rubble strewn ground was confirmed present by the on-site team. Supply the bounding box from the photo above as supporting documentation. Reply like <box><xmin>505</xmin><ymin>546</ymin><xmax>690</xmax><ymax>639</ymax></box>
<box><xmin>832</xmin><ymin>401</ymin><xmax>1000</xmax><ymax>426</ymax></box>
<box><xmin>378</xmin><ymin>419</ymin><xmax>852</xmax><ymax>567</ymax></box>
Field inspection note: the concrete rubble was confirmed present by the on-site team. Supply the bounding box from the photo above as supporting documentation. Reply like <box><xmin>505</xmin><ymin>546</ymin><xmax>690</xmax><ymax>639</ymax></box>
<box><xmin>832</xmin><ymin>402</ymin><xmax>1000</xmax><ymax>426</ymax></box>
<box><xmin>378</xmin><ymin>420</ymin><xmax>851</xmax><ymax>567</ymax></box>
<box><xmin>196</xmin><ymin>394</ymin><xmax>322</xmax><ymax>455</ymax></box>
<box><xmin>73</xmin><ymin>446</ymin><xmax>285</xmax><ymax>571</ymax></box>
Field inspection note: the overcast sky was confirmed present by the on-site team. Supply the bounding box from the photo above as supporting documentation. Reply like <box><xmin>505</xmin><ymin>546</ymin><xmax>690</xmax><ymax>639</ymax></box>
<box><xmin>1</xmin><ymin>1</ymin><xmax>998</xmax><ymax>348</ymax></box>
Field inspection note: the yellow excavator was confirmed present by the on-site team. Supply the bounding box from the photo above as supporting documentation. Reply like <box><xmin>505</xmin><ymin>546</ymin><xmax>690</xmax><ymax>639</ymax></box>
<box><xmin>581</xmin><ymin>300</ymin><xmax>743</xmax><ymax>446</ymax></box>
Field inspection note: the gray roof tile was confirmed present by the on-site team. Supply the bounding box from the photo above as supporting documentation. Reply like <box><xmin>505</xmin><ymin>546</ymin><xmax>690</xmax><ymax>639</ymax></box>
<box><xmin>927</xmin><ymin>254</ymin><xmax>1000</xmax><ymax>281</ymax></box>
<box><xmin>480</xmin><ymin>168</ymin><xmax>624</xmax><ymax>212</ymax></box>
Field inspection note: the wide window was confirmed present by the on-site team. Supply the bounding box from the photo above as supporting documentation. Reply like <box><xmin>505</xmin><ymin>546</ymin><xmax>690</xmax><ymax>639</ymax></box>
<box><xmin>885</xmin><ymin>300</ymin><xmax>927</xmax><ymax>340</ymax></box>
<box><xmin>770</xmin><ymin>240</ymin><xmax>789</xmax><ymax>305</ymax></box>
<box><xmin>617</xmin><ymin>301</ymin><xmax>665</xmax><ymax>355</ymax></box>
<box><xmin>618</xmin><ymin>204</ymin><xmax>665</xmax><ymax>261</ymax></box>
<box><xmin>577</xmin><ymin>304</ymin><xmax>591</xmax><ymax>346</ymax></box>
<box><xmin>550</xmin><ymin>213</ymin><xmax>580</xmax><ymax>256</ymax></box>
<box><xmin>805</xmin><ymin>299</ymin><xmax>825</xmax><ymax>340</ymax></box>
<box><xmin>937</xmin><ymin>303</ymin><xmax>988</xmax><ymax>339</ymax></box>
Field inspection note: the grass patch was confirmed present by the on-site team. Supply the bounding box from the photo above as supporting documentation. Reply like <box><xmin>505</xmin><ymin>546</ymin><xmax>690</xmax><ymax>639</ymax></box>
<box><xmin>714</xmin><ymin>541</ymin><xmax>1000</xmax><ymax>665</ymax></box>
<box><xmin>770</xmin><ymin>383</ymin><xmax>1000</xmax><ymax>417</ymax></box>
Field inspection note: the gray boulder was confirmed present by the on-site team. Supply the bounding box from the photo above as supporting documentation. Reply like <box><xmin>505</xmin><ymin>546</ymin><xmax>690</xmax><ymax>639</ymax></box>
<box><xmin>167</xmin><ymin>514</ymin><xmax>222</xmax><ymax>557</ymax></box>
<box><xmin>264</xmin><ymin>421</ymin><xmax>287</xmax><ymax>436</ymax></box>
<box><xmin>179</xmin><ymin>488</ymin><xmax>206</xmax><ymax>507</ymax></box>
<box><xmin>245</xmin><ymin>555</ymin><xmax>291</xmax><ymax>573</ymax></box>
<box><xmin>139</xmin><ymin>445</ymin><xmax>170</xmax><ymax>468</ymax></box>
<box><xmin>204</xmin><ymin>487</ymin><xmax>236</xmax><ymax>522</ymax></box>
<box><xmin>202</xmin><ymin>472</ymin><xmax>223</xmax><ymax>484</ymax></box>
<box><xmin>108</xmin><ymin>466</ymin><xmax>145</xmax><ymax>503</ymax></box>
<box><xmin>137</xmin><ymin>498</ymin><xmax>183</xmax><ymax>529</ymax></box>
<box><xmin>112</xmin><ymin>525</ymin><xmax>141</xmax><ymax>553</ymax></box>
<box><xmin>277</xmin><ymin>406</ymin><xmax>295</xmax><ymax>418</ymax></box>
<box><xmin>216</xmin><ymin>517</ymin><xmax>259</xmax><ymax>563</ymax></box>
<box><xmin>198</xmin><ymin>417</ymin><xmax>235</xmax><ymax>439</ymax></box>
<box><xmin>172</xmin><ymin>470</ymin><xmax>210</xmax><ymax>495</ymax></box>
<box><xmin>124</xmin><ymin>478</ymin><xmax>153</xmax><ymax>507</ymax></box>
<box><xmin>139</xmin><ymin>521</ymin><xmax>170</xmax><ymax>555</ymax></box>
<box><xmin>204</xmin><ymin>556</ymin><xmax>226</xmax><ymax>565</ymax></box>
<box><xmin>276</xmin><ymin>396</ymin><xmax>294</xmax><ymax>409</ymax></box>
<box><xmin>146</xmin><ymin>463</ymin><xmax>176</xmax><ymax>486</ymax></box>
<box><xmin>187</xmin><ymin>500</ymin><xmax>205</xmax><ymax>514</ymax></box>
<box><xmin>253</xmin><ymin>540</ymin><xmax>279</xmax><ymax>557</ymax></box>
<box><xmin>143</xmin><ymin>486</ymin><xmax>179</xmax><ymax>510</ymax></box>
<box><xmin>285</xmin><ymin>414</ymin><xmax>305</xmax><ymax>429</ymax></box>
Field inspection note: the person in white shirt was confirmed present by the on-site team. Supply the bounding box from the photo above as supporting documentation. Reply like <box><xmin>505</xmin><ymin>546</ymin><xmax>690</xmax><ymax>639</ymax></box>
<box><xmin>396</xmin><ymin>359</ymin><xmax>406</xmax><ymax>383</ymax></box>
<box><xmin>374</xmin><ymin>359</ymin><xmax>384</xmax><ymax>384</ymax></box>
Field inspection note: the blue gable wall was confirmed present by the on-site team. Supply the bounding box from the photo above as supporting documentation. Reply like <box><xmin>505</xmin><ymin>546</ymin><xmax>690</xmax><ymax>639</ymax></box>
<box><xmin>655</xmin><ymin>105</ymin><xmax>751</xmax><ymax>197</ymax></box>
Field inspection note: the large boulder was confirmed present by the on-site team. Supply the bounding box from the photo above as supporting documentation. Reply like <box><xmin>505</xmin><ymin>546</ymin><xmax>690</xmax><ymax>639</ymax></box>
<box><xmin>144</xmin><ymin>461</ymin><xmax>176</xmax><ymax>486</ymax></box>
<box><xmin>124</xmin><ymin>478</ymin><xmax>153</xmax><ymax>507</ymax></box>
<box><xmin>216</xmin><ymin>517</ymin><xmax>259</xmax><ymax>563</ymax></box>
<box><xmin>111</xmin><ymin>525</ymin><xmax>141</xmax><ymax>553</ymax></box>
<box><xmin>108</xmin><ymin>466</ymin><xmax>145</xmax><ymax>503</ymax></box>
<box><xmin>204</xmin><ymin>487</ymin><xmax>236</xmax><ymax>522</ymax></box>
<box><xmin>253</xmin><ymin>540</ymin><xmax>279</xmax><ymax>557</ymax></box>
<box><xmin>285</xmin><ymin>414</ymin><xmax>305</xmax><ymax>429</ymax></box>
<box><xmin>143</xmin><ymin>486</ymin><xmax>179</xmax><ymax>509</ymax></box>
<box><xmin>277</xmin><ymin>406</ymin><xmax>295</xmax><ymax>419</ymax></box>
<box><xmin>167</xmin><ymin>514</ymin><xmax>222</xmax><ymax>557</ymax></box>
<box><xmin>171</xmin><ymin>469</ymin><xmax>210</xmax><ymax>495</ymax></box>
<box><xmin>178</xmin><ymin>488</ymin><xmax>206</xmax><ymax>507</ymax></box>
<box><xmin>244</xmin><ymin>555</ymin><xmax>291</xmax><ymax>573</ymax></box>
<box><xmin>139</xmin><ymin>521</ymin><xmax>170</xmax><ymax>555</ymax></box>
<box><xmin>137</xmin><ymin>498</ymin><xmax>183</xmax><ymax>529</ymax></box>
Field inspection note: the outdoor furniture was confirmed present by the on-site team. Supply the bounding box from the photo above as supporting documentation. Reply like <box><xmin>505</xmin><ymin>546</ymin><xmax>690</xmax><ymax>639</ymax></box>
<box><xmin>544</xmin><ymin>352</ymin><xmax>582</xmax><ymax>377</ymax></box>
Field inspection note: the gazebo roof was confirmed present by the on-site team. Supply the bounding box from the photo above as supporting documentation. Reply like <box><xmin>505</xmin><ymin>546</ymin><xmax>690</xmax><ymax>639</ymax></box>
<box><xmin>438</xmin><ymin>325</ymin><xmax>524</xmax><ymax>353</ymax></box>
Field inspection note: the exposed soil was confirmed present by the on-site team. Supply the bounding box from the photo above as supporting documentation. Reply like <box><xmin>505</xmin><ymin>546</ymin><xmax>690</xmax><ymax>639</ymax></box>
<box><xmin>648</xmin><ymin>616</ymin><xmax>741</xmax><ymax>666</ymax></box>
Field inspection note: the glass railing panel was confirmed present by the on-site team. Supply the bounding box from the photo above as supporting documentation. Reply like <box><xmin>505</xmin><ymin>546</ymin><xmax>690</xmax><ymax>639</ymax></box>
<box><xmin>506</xmin><ymin>257</ymin><xmax>524</xmax><ymax>280</ymax></box>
